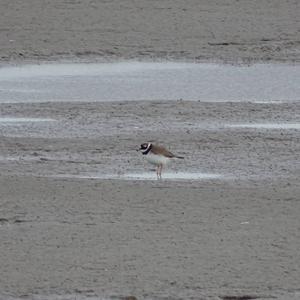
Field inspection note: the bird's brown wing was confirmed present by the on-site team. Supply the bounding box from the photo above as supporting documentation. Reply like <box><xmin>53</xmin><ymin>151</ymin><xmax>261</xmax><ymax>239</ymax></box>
<box><xmin>151</xmin><ymin>145</ymin><xmax>176</xmax><ymax>158</ymax></box>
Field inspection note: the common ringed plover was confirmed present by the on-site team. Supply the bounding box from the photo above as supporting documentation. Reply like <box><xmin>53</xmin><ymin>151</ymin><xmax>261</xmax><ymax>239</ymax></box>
<box><xmin>138</xmin><ymin>142</ymin><xmax>184</xmax><ymax>179</ymax></box>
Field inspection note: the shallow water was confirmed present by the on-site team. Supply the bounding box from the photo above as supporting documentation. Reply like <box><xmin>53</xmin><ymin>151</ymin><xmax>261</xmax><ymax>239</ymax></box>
<box><xmin>50</xmin><ymin>172</ymin><xmax>223</xmax><ymax>181</ymax></box>
<box><xmin>0</xmin><ymin>62</ymin><xmax>299</xmax><ymax>103</ymax></box>
<box><xmin>0</xmin><ymin>117</ymin><xmax>55</xmax><ymax>122</ymax></box>
<box><xmin>0</xmin><ymin>294</ymin><xmax>109</xmax><ymax>300</ymax></box>
<box><xmin>226</xmin><ymin>123</ymin><xmax>300</xmax><ymax>129</ymax></box>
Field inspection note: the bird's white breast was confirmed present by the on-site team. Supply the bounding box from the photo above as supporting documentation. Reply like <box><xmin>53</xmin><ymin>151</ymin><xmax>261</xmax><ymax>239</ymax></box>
<box><xmin>145</xmin><ymin>153</ymin><xmax>170</xmax><ymax>165</ymax></box>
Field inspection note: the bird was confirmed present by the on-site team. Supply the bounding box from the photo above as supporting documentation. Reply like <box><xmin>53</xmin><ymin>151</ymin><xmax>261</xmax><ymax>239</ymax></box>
<box><xmin>138</xmin><ymin>142</ymin><xmax>184</xmax><ymax>179</ymax></box>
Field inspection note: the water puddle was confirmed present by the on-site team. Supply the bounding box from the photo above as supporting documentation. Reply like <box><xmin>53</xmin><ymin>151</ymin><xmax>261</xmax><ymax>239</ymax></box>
<box><xmin>250</xmin><ymin>100</ymin><xmax>284</xmax><ymax>104</ymax></box>
<box><xmin>0</xmin><ymin>155</ymin><xmax>50</xmax><ymax>162</ymax></box>
<box><xmin>0</xmin><ymin>156</ymin><xmax>21</xmax><ymax>161</ymax></box>
<box><xmin>227</xmin><ymin>123</ymin><xmax>300</xmax><ymax>129</ymax></box>
<box><xmin>0</xmin><ymin>62</ymin><xmax>299</xmax><ymax>103</ymax></box>
<box><xmin>51</xmin><ymin>172</ymin><xmax>223</xmax><ymax>181</ymax></box>
<box><xmin>0</xmin><ymin>117</ymin><xmax>55</xmax><ymax>123</ymax></box>
<box><xmin>118</xmin><ymin>172</ymin><xmax>223</xmax><ymax>180</ymax></box>
<box><xmin>0</xmin><ymin>294</ymin><xmax>108</xmax><ymax>300</ymax></box>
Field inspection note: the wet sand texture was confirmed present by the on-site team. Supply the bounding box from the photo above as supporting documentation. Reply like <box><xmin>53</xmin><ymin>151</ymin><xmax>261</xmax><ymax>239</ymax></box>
<box><xmin>0</xmin><ymin>100</ymin><xmax>300</xmax><ymax>300</ymax></box>
<box><xmin>0</xmin><ymin>0</ymin><xmax>300</xmax><ymax>63</ymax></box>
<box><xmin>1</xmin><ymin>0</ymin><xmax>300</xmax><ymax>299</ymax></box>
<box><xmin>0</xmin><ymin>176</ymin><xmax>299</xmax><ymax>300</ymax></box>
<box><xmin>0</xmin><ymin>101</ymin><xmax>299</xmax><ymax>179</ymax></box>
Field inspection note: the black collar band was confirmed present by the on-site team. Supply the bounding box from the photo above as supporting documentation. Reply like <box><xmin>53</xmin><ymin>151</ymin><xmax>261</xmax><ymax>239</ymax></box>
<box><xmin>142</xmin><ymin>144</ymin><xmax>152</xmax><ymax>155</ymax></box>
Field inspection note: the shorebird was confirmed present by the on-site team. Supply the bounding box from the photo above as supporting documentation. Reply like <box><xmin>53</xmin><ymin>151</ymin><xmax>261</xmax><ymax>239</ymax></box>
<box><xmin>138</xmin><ymin>142</ymin><xmax>184</xmax><ymax>178</ymax></box>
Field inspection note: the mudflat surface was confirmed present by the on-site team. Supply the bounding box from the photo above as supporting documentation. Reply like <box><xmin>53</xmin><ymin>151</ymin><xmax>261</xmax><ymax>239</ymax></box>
<box><xmin>0</xmin><ymin>0</ymin><xmax>300</xmax><ymax>63</ymax></box>
<box><xmin>0</xmin><ymin>176</ymin><xmax>299</xmax><ymax>300</ymax></box>
<box><xmin>1</xmin><ymin>1</ymin><xmax>300</xmax><ymax>298</ymax></box>
<box><xmin>0</xmin><ymin>100</ymin><xmax>299</xmax><ymax>300</ymax></box>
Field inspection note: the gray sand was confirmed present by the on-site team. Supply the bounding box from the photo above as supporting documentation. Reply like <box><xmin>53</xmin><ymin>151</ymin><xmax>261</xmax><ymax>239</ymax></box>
<box><xmin>0</xmin><ymin>101</ymin><xmax>300</xmax><ymax>300</ymax></box>
<box><xmin>0</xmin><ymin>175</ymin><xmax>299</xmax><ymax>300</ymax></box>
<box><xmin>1</xmin><ymin>0</ymin><xmax>300</xmax><ymax>299</ymax></box>
<box><xmin>0</xmin><ymin>0</ymin><xmax>300</xmax><ymax>63</ymax></box>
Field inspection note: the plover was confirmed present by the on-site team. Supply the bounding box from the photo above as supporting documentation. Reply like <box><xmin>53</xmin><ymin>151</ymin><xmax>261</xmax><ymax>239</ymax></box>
<box><xmin>138</xmin><ymin>142</ymin><xmax>184</xmax><ymax>178</ymax></box>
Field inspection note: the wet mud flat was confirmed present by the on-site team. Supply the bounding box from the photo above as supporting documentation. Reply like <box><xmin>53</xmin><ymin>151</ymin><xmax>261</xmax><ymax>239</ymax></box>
<box><xmin>0</xmin><ymin>176</ymin><xmax>299</xmax><ymax>300</ymax></box>
<box><xmin>0</xmin><ymin>100</ymin><xmax>299</xmax><ymax>179</ymax></box>
<box><xmin>0</xmin><ymin>0</ymin><xmax>299</xmax><ymax>63</ymax></box>
<box><xmin>0</xmin><ymin>100</ymin><xmax>299</xmax><ymax>299</ymax></box>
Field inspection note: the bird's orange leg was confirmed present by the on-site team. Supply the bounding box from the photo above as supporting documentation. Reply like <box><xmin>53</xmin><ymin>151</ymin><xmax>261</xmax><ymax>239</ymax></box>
<box><xmin>158</xmin><ymin>164</ymin><xmax>163</xmax><ymax>179</ymax></box>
